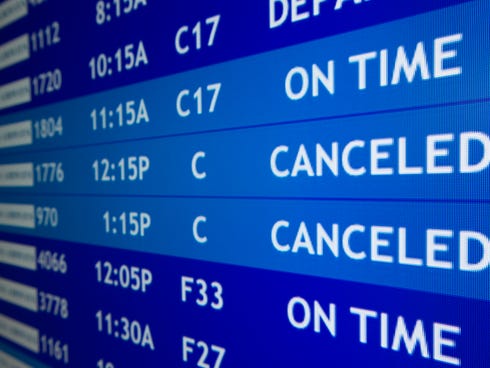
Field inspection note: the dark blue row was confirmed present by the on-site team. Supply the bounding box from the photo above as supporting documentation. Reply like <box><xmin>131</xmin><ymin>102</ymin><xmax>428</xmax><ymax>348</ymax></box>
<box><xmin>0</xmin><ymin>0</ymin><xmax>479</xmax><ymax>112</ymax></box>
<box><xmin>0</xmin><ymin>233</ymin><xmax>487</xmax><ymax>367</ymax></box>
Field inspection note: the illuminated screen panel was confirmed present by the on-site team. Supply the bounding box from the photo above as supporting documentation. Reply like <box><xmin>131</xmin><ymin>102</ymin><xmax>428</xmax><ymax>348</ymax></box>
<box><xmin>0</xmin><ymin>0</ymin><xmax>488</xmax><ymax>366</ymax></box>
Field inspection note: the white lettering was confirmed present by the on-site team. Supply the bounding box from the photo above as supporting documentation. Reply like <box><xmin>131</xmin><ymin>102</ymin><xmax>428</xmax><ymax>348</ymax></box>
<box><xmin>285</xmin><ymin>66</ymin><xmax>309</xmax><ymax>100</ymax></box>
<box><xmin>459</xmin><ymin>231</ymin><xmax>490</xmax><ymax>271</ymax></box>
<box><xmin>371</xmin><ymin>138</ymin><xmax>394</xmax><ymax>175</ymax></box>
<box><xmin>427</xmin><ymin>134</ymin><xmax>454</xmax><ymax>174</ymax></box>
<box><xmin>271</xmin><ymin>145</ymin><xmax>290</xmax><ymax>177</ymax></box>
<box><xmin>269</xmin><ymin>0</ymin><xmax>289</xmax><ymax>28</ymax></box>
<box><xmin>291</xmin><ymin>0</ymin><xmax>309</xmax><ymax>23</ymax></box>
<box><xmin>193</xmin><ymin>216</ymin><xmax>208</xmax><ymax>244</ymax></box>
<box><xmin>191</xmin><ymin>151</ymin><xmax>206</xmax><ymax>179</ymax></box>
<box><xmin>349</xmin><ymin>51</ymin><xmax>377</xmax><ymax>90</ymax></box>
<box><xmin>391</xmin><ymin>317</ymin><xmax>430</xmax><ymax>358</ymax></box>
<box><xmin>335</xmin><ymin>0</ymin><xmax>364</xmax><ymax>11</ymax></box>
<box><xmin>287</xmin><ymin>296</ymin><xmax>311</xmax><ymax>329</ymax></box>
<box><xmin>433</xmin><ymin>323</ymin><xmax>461</xmax><ymax>366</ymax></box>
<box><xmin>350</xmin><ymin>307</ymin><xmax>377</xmax><ymax>344</ymax></box>
<box><xmin>291</xmin><ymin>144</ymin><xmax>315</xmax><ymax>176</ymax></box>
<box><xmin>272</xmin><ymin>220</ymin><xmax>290</xmax><ymax>252</ymax></box>
<box><xmin>371</xmin><ymin>226</ymin><xmax>394</xmax><ymax>263</ymax></box>
<box><xmin>343</xmin><ymin>140</ymin><xmax>366</xmax><ymax>176</ymax></box>
<box><xmin>427</xmin><ymin>229</ymin><xmax>453</xmax><ymax>269</ymax></box>
<box><xmin>434</xmin><ymin>34</ymin><xmax>462</xmax><ymax>78</ymax></box>
<box><xmin>342</xmin><ymin>224</ymin><xmax>366</xmax><ymax>260</ymax></box>
<box><xmin>460</xmin><ymin>132</ymin><xmax>490</xmax><ymax>173</ymax></box>
<box><xmin>391</xmin><ymin>42</ymin><xmax>430</xmax><ymax>85</ymax></box>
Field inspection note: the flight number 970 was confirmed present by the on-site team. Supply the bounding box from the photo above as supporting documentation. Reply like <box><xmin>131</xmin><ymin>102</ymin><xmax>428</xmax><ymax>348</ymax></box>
<box><xmin>36</xmin><ymin>206</ymin><xmax>58</xmax><ymax>227</ymax></box>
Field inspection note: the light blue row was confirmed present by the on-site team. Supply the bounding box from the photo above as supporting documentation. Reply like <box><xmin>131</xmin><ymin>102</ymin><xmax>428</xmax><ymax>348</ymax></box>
<box><xmin>0</xmin><ymin>103</ymin><xmax>488</xmax><ymax>200</ymax></box>
<box><xmin>0</xmin><ymin>195</ymin><xmax>487</xmax><ymax>300</ymax></box>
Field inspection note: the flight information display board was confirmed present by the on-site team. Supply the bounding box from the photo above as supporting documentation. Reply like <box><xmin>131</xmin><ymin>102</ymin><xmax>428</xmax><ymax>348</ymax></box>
<box><xmin>0</xmin><ymin>0</ymin><xmax>488</xmax><ymax>366</ymax></box>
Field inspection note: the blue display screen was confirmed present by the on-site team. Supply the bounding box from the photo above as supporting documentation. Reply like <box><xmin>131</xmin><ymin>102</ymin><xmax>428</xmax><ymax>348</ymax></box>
<box><xmin>0</xmin><ymin>0</ymin><xmax>488</xmax><ymax>367</ymax></box>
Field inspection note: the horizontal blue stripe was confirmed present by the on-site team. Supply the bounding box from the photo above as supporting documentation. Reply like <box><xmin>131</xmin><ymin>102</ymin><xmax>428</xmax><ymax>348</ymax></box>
<box><xmin>0</xmin><ymin>2</ymin><xmax>486</xmax><ymax>152</ymax></box>
<box><xmin>0</xmin><ymin>239</ymin><xmax>487</xmax><ymax>367</ymax></box>
<box><xmin>0</xmin><ymin>196</ymin><xmax>487</xmax><ymax>300</ymax></box>
<box><xmin>0</xmin><ymin>0</ymin><xmax>477</xmax><ymax>112</ymax></box>
<box><xmin>0</xmin><ymin>103</ymin><xmax>488</xmax><ymax>200</ymax></box>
